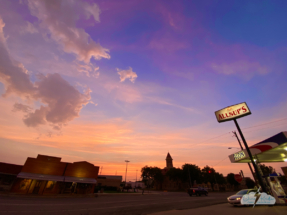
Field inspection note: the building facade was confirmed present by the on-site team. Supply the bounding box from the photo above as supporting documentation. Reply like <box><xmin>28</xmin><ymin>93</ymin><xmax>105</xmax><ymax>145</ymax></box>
<box><xmin>0</xmin><ymin>163</ymin><xmax>22</xmax><ymax>192</ymax></box>
<box><xmin>0</xmin><ymin>154</ymin><xmax>99</xmax><ymax>195</ymax></box>
<box><xmin>96</xmin><ymin>175</ymin><xmax>122</xmax><ymax>188</ymax></box>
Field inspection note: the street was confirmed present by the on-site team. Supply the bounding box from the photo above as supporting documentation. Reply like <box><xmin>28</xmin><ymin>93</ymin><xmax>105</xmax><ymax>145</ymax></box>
<box><xmin>0</xmin><ymin>192</ymin><xmax>232</xmax><ymax>215</ymax></box>
<box><xmin>151</xmin><ymin>202</ymin><xmax>287</xmax><ymax>215</ymax></box>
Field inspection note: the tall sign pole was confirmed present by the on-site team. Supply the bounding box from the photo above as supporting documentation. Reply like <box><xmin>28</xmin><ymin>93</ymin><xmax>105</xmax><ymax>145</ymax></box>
<box><xmin>124</xmin><ymin>160</ymin><xmax>130</xmax><ymax>185</ymax></box>
<box><xmin>215</xmin><ymin>102</ymin><xmax>267</xmax><ymax>193</ymax></box>
<box><xmin>233</xmin><ymin>119</ymin><xmax>266</xmax><ymax>193</ymax></box>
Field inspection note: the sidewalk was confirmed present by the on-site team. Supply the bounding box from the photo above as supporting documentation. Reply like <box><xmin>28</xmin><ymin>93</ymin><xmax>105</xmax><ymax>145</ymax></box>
<box><xmin>149</xmin><ymin>203</ymin><xmax>287</xmax><ymax>215</ymax></box>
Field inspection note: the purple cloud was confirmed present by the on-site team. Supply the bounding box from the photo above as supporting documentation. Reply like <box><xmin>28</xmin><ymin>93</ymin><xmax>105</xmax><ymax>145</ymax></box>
<box><xmin>27</xmin><ymin>0</ymin><xmax>110</xmax><ymax>63</ymax></box>
<box><xmin>0</xmin><ymin>17</ymin><xmax>91</xmax><ymax>130</ymax></box>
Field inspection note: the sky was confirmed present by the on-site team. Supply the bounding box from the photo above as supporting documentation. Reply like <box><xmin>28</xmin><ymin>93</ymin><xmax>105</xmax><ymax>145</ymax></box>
<box><xmin>0</xmin><ymin>0</ymin><xmax>287</xmax><ymax>182</ymax></box>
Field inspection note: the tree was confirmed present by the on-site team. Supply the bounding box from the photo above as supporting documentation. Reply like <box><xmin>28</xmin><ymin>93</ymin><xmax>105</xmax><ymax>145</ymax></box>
<box><xmin>202</xmin><ymin>166</ymin><xmax>217</xmax><ymax>184</ymax></box>
<box><xmin>141</xmin><ymin>166</ymin><xmax>164</xmax><ymax>189</ymax></box>
<box><xmin>226</xmin><ymin>173</ymin><xmax>240</xmax><ymax>186</ymax></box>
<box><xmin>259</xmin><ymin>164</ymin><xmax>275</xmax><ymax>176</ymax></box>
<box><xmin>245</xmin><ymin>178</ymin><xmax>256</xmax><ymax>188</ymax></box>
<box><xmin>214</xmin><ymin>172</ymin><xmax>226</xmax><ymax>185</ymax></box>
<box><xmin>166</xmin><ymin>168</ymin><xmax>183</xmax><ymax>183</ymax></box>
<box><xmin>201</xmin><ymin>166</ymin><xmax>226</xmax><ymax>190</ymax></box>
<box><xmin>182</xmin><ymin>164</ymin><xmax>202</xmax><ymax>187</ymax></box>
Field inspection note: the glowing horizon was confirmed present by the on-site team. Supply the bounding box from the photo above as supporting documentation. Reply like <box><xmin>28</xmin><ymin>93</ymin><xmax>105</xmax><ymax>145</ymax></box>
<box><xmin>0</xmin><ymin>0</ymin><xmax>287</xmax><ymax>182</ymax></box>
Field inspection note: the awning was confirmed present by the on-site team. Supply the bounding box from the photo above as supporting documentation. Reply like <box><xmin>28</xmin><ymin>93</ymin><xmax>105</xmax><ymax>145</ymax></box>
<box><xmin>17</xmin><ymin>172</ymin><xmax>65</xmax><ymax>181</ymax></box>
<box><xmin>229</xmin><ymin>131</ymin><xmax>287</xmax><ymax>163</ymax></box>
<box><xmin>64</xmin><ymin>176</ymin><xmax>97</xmax><ymax>184</ymax></box>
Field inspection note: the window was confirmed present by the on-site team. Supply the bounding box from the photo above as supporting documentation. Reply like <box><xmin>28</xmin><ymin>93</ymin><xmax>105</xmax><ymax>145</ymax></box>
<box><xmin>46</xmin><ymin>181</ymin><xmax>56</xmax><ymax>190</ymax></box>
<box><xmin>236</xmin><ymin>190</ymin><xmax>249</xmax><ymax>195</ymax></box>
<box><xmin>19</xmin><ymin>179</ymin><xmax>31</xmax><ymax>190</ymax></box>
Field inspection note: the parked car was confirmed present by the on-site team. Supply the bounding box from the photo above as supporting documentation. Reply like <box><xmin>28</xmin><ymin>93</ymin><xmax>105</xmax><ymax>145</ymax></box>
<box><xmin>187</xmin><ymin>187</ymin><xmax>208</xmax><ymax>196</ymax></box>
<box><xmin>227</xmin><ymin>189</ymin><xmax>257</xmax><ymax>206</ymax></box>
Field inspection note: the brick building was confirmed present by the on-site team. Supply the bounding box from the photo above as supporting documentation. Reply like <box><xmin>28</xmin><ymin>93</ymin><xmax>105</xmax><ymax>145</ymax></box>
<box><xmin>0</xmin><ymin>154</ymin><xmax>99</xmax><ymax>195</ymax></box>
<box><xmin>97</xmin><ymin>175</ymin><xmax>122</xmax><ymax>188</ymax></box>
<box><xmin>0</xmin><ymin>163</ymin><xmax>22</xmax><ymax>192</ymax></box>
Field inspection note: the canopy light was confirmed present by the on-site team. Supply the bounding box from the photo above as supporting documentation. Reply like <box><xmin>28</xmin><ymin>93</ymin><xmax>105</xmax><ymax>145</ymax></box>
<box><xmin>284</xmin><ymin>159</ymin><xmax>287</xmax><ymax>162</ymax></box>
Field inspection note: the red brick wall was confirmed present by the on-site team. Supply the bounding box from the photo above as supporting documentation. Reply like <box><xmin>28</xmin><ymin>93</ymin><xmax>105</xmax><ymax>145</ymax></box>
<box><xmin>64</xmin><ymin>162</ymin><xmax>99</xmax><ymax>178</ymax></box>
<box><xmin>0</xmin><ymin>163</ymin><xmax>23</xmax><ymax>175</ymax></box>
<box><xmin>37</xmin><ymin>155</ymin><xmax>61</xmax><ymax>163</ymax></box>
<box><xmin>21</xmin><ymin>157</ymin><xmax>68</xmax><ymax>176</ymax></box>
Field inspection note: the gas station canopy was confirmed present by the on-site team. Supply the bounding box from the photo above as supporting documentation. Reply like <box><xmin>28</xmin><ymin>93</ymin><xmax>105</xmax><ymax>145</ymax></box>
<box><xmin>229</xmin><ymin>132</ymin><xmax>287</xmax><ymax>163</ymax></box>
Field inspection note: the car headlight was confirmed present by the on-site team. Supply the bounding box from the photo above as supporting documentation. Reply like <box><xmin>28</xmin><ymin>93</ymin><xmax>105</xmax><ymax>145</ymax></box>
<box><xmin>236</xmin><ymin>197</ymin><xmax>241</xmax><ymax>200</ymax></box>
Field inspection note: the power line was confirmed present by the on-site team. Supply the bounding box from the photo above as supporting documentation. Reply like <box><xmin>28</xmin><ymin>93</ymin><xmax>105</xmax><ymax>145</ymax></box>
<box><xmin>241</xmin><ymin>121</ymin><xmax>287</xmax><ymax>134</ymax></box>
<box><xmin>213</xmin><ymin>157</ymin><xmax>229</xmax><ymax>168</ymax></box>
<box><xmin>189</xmin><ymin>132</ymin><xmax>231</xmax><ymax>149</ymax></box>
<box><xmin>241</xmin><ymin>117</ymin><xmax>287</xmax><ymax>130</ymax></box>
<box><xmin>190</xmin><ymin>117</ymin><xmax>287</xmax><ymax>150</ymax></box>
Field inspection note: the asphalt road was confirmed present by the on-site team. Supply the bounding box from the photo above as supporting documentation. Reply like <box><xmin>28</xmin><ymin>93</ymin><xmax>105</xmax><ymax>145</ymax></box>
<box><xmin>0</xmin><ymin>191</ymin><xmax>234</xmax><ymax>215</ymax></box>
<box><xmin>151</xmin><ymin>203</ymin><xmax>287</xmax><ymax>215</ymax></box>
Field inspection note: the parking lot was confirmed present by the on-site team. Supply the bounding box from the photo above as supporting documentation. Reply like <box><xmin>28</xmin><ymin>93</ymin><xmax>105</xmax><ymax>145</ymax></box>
<box><xmin>0</xmin><ymin>191</ymin><xmax>232</xmax><ymax>215</ymax></box>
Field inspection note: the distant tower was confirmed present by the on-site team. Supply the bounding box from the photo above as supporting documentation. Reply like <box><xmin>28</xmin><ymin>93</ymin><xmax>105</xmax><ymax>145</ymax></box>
<box><xmin>166</xmin><ymin>152</ymin><xmax>173</xmax><ymax>169</ymax></box>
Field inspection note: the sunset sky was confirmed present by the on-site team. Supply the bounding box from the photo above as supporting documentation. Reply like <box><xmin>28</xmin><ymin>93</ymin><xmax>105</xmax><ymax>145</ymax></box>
<box><xmin>1</xmin><ymin>0</ymin><xmax>287</xmax><ymax>181</ymax></box>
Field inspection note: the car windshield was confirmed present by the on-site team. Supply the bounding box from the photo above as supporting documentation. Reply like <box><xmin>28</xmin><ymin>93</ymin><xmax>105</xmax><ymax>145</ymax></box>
<box><xmin>236</xmin><ymin>190</ymin><xmax>248</xmax><ymax>195</ymax></box>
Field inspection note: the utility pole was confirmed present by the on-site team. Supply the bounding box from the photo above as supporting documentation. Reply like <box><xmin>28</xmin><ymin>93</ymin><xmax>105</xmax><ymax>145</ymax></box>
<box><xmin>232</xmin><ymin>131</ymin><xmax>256</xmax><ymax>181</ymax></box>
<box><xmin>100</xmin><ymin>166</ymin><xmax>103</xmax><ymax>175</ymax></box>
<box><xmin>124</xmin><ymin>160</ymin><xmax>130</xmax><ymax>185</ymax></box>
<box><xmin>135</xmin><ymin>169</ymin><xmax>138</xmax><ymax>192</ymax></box>
<box><xmin>187</xmin><ymin>165</ymin><xmax>192</xmax><ymax>187</ymax></box>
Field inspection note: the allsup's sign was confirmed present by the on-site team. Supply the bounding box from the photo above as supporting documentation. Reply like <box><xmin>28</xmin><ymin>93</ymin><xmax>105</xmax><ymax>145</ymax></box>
<box><xmin>215</xmin><ymin>102</ymin><xmax>251</xmax><ymax>123</ymax></box>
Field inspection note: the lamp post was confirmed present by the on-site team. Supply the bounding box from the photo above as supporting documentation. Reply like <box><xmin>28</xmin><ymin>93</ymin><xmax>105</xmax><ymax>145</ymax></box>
<box><xmin>136</xmin><ymin>169</ymin><xmax>138</xmax><ymax>189</ymax></box>
<box><xmin>124</xmin><ymin>160</ymin><xmax>130</xmax><ymax>185</ymax></box>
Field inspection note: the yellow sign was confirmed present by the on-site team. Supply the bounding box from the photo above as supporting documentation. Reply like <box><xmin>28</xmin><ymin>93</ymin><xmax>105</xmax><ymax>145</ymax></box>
<box><xmin>215</xmin><ymin>102</ymin><xmax>251</xmax><ymax>123</ymax></box>
<box><xmin>234</xmin><ymin>151</ymin><xmax>246</xmax><ymax>161</ymax></box>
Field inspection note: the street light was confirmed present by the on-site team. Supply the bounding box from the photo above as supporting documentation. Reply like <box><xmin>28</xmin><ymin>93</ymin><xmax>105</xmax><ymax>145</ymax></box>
<box><xmin>135</xmin><ymin>169</ymin><xmax>138</xmax><ymax>188</ymax></box>
<box><xmin>124</xmin><ymin>160</ymin><xmax>130</xmax><ymax>185</ymax></box>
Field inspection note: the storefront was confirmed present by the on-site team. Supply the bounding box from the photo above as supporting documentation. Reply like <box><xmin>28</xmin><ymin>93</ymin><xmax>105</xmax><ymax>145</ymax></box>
<box><xmin>229</xmin><ymin>131</ymin><xmax>287</xmax><ymax>204</ymax></box>
<box><xmin>1</xmin><ymin>154</ymin><xmax>99</xmax><ymax>195</ymax></box>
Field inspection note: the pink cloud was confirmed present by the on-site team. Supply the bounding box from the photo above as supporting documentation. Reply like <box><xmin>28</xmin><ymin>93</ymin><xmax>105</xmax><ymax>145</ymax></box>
<box><xmin>0</xmin><ymin>17</ymin><xmax>91</xmax><ymax>130</ymax></box>
<box><xmin>12</xmin><ymin>103</ymin><xmax>33</xmax><ymax>113</ymax></box>
<box><xmin>103</xmin><ymin>81</ymin><xmax>142</xmax><ymax>103</ymax></box>
<box><xmin>211</xmin><ymin>60</ymin><xmax>269</xmax><ymax>79</ymax></box>
<box><xmin>117</xmin><ymin>67</ymin><xmax>138</xmax><ymax>83</ymax></box>
<box><xmin>148</xmin><ymin>36</ymin><xmax>189</xmax><ymax>52</ymax></box>
<box><xmin>27</xmin><ymin>0</ymin><xmax>110</xmax><ymax>63</ymax></box>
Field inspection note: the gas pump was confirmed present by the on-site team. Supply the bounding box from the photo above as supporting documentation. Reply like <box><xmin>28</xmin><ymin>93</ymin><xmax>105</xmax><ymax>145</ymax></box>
<box><xmin>265</xmin><ymin>173</ymin><xmax>287</xmax><ymax>204</ymax></box>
